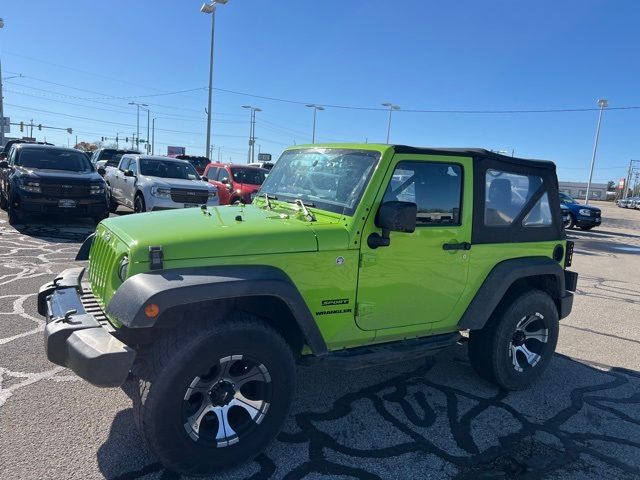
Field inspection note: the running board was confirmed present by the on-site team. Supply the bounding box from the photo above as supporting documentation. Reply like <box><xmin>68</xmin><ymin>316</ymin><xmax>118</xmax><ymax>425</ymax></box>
<box><xmin>301</xmin><ymin>332</ymin><xmax>460</xmax><ymax>370</ymax></box>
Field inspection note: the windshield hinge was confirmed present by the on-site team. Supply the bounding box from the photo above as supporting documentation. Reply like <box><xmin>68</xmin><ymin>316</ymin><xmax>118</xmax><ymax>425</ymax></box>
<box><xmin>148</xmin><ymin>246</ymin><xmax>164</xmax><ymax>270</ymax></box>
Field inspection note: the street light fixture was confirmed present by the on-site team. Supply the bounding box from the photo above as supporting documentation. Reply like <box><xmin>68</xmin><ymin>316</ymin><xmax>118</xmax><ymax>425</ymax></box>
<box><xmin>305</xmin><ymin>104</ymin><xmax>325</xmax><ymax>144</ymax></box>
<box><xmin>382</xmin><ymin>102</ymin><xmax>400</xmax><ymax>143</ymax></box>
<box><xmin>201</xmin><ymin>0</ymin><xmax>228</xmax><ymax>160</ymax></box>
<box><xmin>242</xmin><ymin>105</ymin><xmax>261</xmax><ymax>163</ymax></box>
<box><xmin>584</xmin><ymin>98</ymin><xmax>608</xmax><ymax>205</ymax></box>
<box><xmin>128</xmin><ymin>101</ymin><xmax>148</xmax><ymax>150</ymax></box>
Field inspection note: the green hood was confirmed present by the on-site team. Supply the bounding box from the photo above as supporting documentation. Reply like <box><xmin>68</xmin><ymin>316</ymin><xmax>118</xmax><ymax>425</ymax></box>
<box><xmin>102</xmin><ymin>204</ymin><xmax>349</xmax><ymax>263</ymax></box>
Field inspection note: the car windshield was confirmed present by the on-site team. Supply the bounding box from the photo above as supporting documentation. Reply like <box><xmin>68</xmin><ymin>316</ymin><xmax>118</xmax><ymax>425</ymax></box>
<box><xmin>560</xmin><ymin>193</ymin><xmax>578</xmax><ymax>204</ymax></box>
<box><xmin>258</xmin><ymin>148</ymin><xmax>380</xmax><ymax>215</ymax></box>
<box><xmin>140</xmin><ymin>159</ymin><xmax>200</xmax><ymax>180</ymax></box>
<box><xmin>17</xmin><ymin>148</ymin><xmax>93</xmax><ymax>172</ymax></box>
<box><xmin>231</xmin><ymin>167</ymin><xmax>266</xmax><ymax>185</ymax></box>
<box><xmin>100</xmin><ymin>150</ymin><xmax>138</xmax><ymax>167</ymax></box>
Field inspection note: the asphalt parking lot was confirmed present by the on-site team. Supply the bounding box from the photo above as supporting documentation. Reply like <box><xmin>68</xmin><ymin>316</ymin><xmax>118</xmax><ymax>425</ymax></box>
<box><xmin>0</xmin><ymin>202</ymin><xmax>639</xmax><ymax>480</ymax></box>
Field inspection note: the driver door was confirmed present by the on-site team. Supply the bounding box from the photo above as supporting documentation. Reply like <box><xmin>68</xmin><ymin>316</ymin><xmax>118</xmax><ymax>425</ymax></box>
<box><xmin>356</xmin><ymin>155</ymin><xmax>472</xmax><ymax>331</ymax></box>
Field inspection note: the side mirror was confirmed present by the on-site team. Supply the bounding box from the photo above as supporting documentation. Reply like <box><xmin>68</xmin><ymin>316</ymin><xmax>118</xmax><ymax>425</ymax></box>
<box><xmin>0</xmin><ymin>160</ymin><xmax>9</xmax><ymax>169</ymax></box>
<box><xmin>201</xmin><ymin>175</ymin><xmax>209</xmax><ymax>181</ymax></box>
<box><xmin>368</xmin><ymin>201</ymin><xmax>417</xmax><ymax>249</ymax></box>
<box><xmin>97</xmin><ymin>166</ymin><xmax>106</xmax><ymax>176</ymax></box>
<box><xmin>124</xmin><ymin>170</ymin><xmax>135</xmax><ymax>177</ymax></box>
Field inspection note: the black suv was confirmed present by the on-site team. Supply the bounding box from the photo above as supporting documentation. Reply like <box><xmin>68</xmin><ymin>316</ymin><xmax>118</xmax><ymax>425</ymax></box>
<box><xmin>0</xmin><ymin>144</ymin><xmax>109</xmax><ymax>224</ymax></box>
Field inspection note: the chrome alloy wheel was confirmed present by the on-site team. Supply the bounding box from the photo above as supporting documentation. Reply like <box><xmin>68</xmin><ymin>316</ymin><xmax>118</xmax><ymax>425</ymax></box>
<box><xmin>182</xmin><ymin>355</ymin><xmax>272</xmax><ymax>447</ymax></box>
<box><xmin>509</xmin><ymin>312</ymin><xmax>549</xmax><ymax>373</ymax></box>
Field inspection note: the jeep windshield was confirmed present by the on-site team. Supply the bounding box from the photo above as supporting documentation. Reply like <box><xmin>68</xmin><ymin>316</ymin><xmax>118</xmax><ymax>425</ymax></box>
<box><xmin>17</xmin><ymin>148</ymin><xmax>93</xmax><ymax>172</ymax></box>
<box><xmin>140</xmin><ymin>159</ymin><xmax>200</xmax><ymax>180</ymax></box>
<box><xmin>259</xmin><ymin>148</ymin><xmax>379</xmax><ymax>215</ymax></box>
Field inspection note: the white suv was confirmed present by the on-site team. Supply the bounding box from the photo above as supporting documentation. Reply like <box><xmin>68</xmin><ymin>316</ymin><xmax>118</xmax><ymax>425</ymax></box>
<box><xmin>106</xmin><ymin>155</ymin><xmax>218</xmax><ymax>213</ymax></box>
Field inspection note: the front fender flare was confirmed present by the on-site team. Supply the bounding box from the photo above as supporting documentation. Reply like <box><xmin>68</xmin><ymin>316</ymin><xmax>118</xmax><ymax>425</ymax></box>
<box><xmin>105</xmin><ymin>265</ymin><xmax>328</xmax><ymax>355</ymax></box>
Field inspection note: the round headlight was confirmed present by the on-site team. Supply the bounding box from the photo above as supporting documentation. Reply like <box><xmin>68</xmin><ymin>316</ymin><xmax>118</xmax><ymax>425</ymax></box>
<box><xmin>118</xmin><ymin>256</ymin><xmax>129</xmax><ymax>281</ymax></box>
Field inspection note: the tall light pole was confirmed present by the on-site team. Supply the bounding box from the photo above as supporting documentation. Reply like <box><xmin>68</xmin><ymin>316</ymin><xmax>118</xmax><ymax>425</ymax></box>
<box><xmin>0</xmin><ymin>18</ymin><xmax>6</xmax><ymax>147</ymax></box>
<box><xmin>151</xmin><ymin>118</ymin><xmax>156</xmax><ymax>155</ymax></box>
<box><xmin>382</xmin><ymin>102</ymin><xmax>400</xmax><ymax>143</ymax></box>
<box><xmin>242</xmin><ymin>105</ymin><xmax>261</xmax><ymax>163</ymax></box>
<box><xmin>305</xmin><ymin>104</ymin><xmax>325</xmax><ymax>143</ymax></box>
<box><xmin>584</xmin><ymin>98</ymin><xmax>608</xmax><ymax>205</ymax></box>
<box><xmin>201</xmin><ymin>0</ymin><xmax>228</xmax><ymax>162</ymax></box>
<box><xmin>128</xmin><ymin>101</ymin><xmax>147</xmax><ymax>150</ymax></box>
<box><xmin>143</xmin><ymin>106</ymin><xmax>150</xmax><ymax>154</ymax></box>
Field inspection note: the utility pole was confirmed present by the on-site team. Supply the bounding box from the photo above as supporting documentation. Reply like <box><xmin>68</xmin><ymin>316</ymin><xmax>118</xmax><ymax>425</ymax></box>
<box><xmin>585</xmin><ymin>98</ymin><xmax>608</xmax><ymax>205</ymax></box>
<box><xmin>151</xmin><ymin>119</ymin><xmax>155</xmax><ymax>155</ymax></box>
<box><xmin>0</xmin><ymin>18</ymin><xmax>5</xmax><ymax>147</ymax></box>
<box><xmin>145</xmin><ymin>108</ymin><xmax>150</xmax><ymax>154</ymax></box>
<box><xmin>623</xmin><ymin>160</ymin><xmax>640</xmax><ymax>200</ymax></box>
<box><xmin>128</xmin><ymin>102</ymin><xmax>147</xmax><ymax>150</ymax></box>
<box><xmin>242</xmin><ymin>105</ymin><xmax>261</xmax><ymax>163</ymax></box>
<box><xmin>217</xmin><ymin>146</ymin><xmax>221</xmax><ymax>162</ymax></box>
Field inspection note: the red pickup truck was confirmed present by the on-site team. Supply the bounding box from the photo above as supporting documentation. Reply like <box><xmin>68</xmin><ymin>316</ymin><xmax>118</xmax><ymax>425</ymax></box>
<box><xmin>203</xmin><ymin>162</ymin><xmax>267</xmax><ymax>205</ymax></box>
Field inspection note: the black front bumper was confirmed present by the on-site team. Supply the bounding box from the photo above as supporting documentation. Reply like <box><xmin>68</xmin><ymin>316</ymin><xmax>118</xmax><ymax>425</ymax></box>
<box><xmin>17</xmin><ymin>192</ymin><xmax>108</xmax><ymax>217</ymax></box>
<box><xmin>38</xmin><ymin>267</ymin><xmax>135</xmax><ymax>387</ymax></box>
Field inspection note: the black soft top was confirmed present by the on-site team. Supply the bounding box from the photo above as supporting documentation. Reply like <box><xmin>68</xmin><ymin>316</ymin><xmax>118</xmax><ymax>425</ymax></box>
<box><xmin>392</xmin><ymin>146</ymin><xmax>556</xmax><ymax>171</ymax></box>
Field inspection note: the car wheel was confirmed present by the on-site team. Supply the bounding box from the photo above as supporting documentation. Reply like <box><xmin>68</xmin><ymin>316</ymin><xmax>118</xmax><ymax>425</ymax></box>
<box><xmin>0</xmin><ymin>192</ymin><xmax>7</xmax><ymax>211</ymax></box>
<box><xmin>468</xmin><ymin>290</ymin><xmax>559</xmax><ymax>391</ymax></box>
<box><xmin>108</xmin><ymin>190</ymin><xmax>119</xmax><ymax>213</ymax></box>
<box><xmin>134</xmin><ymin>193</ymin><xmax>146</xmax><ymax>213</ymax></box>
<box><xmin>130</xmin><ymin>312</ymin><xmax>296</xmax><ymax>475</ymax></box>
<box><xmin>7</xmin><ymin>196</ymin><xmax>23</xmax><ymax>225</ymax></box>
<box><xmin>567</xmin><ymin>213</ymin><xmax>576</xmax><ymax>229</ymax></box>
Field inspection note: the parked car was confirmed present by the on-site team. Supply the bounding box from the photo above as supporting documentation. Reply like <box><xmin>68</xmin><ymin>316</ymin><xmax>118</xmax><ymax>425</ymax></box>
<box><xmin>203</xmin><ymin>162</ymin><xmax>268</xmax><ymax>204</ymax></box>
<box><xmin>90</xmin><ymin>148</ymin><xmax>140</xmax><ymax>173</ymax></box>
<box><xmin>0</xmin><ymin>139</ymin><xmax>53</xmax><ymax>160</ymax></box>
<box><xmin>0</xmin><ymin>143</ymin><xmax>108</xmax><ymax>224</ymax></box>
<box><xmin>171</xmin><ymin>154</ymin><xmax>210</xmax><ymax>175</ymax></box>
<box><xmin>559</xmin><ymin>192</ymin><xmax>601</xmax><ymax>230</ymax></box>
<box><xmin>40</xmin><ymin>144</ymin><xmax>577</xmax><ymax>474</ymax></box>
<box><xmin>105</xmin><ymin>154</ymin><xmax>218</xmax><ymax>213</ymax></box>
<box><xmin>628</xmin><ymin>196</ymin><xmax>640</xmax><ymax>209</ymax></box>
<box><xmin>247</xmin><ymin>161</ymin><xmax>274</xmax><ymax>171</ymax></box>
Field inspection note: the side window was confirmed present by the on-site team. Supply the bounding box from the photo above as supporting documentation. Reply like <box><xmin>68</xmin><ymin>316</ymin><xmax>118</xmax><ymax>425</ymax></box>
<box><xmin>383</xmin><ymin>161</ymin><xmax>463</xmax><ymax>226</ymax></box>
<box><xmin>523</xmin><ymin>192</ymin><xmax>553</xmax><ymax>227</ymax></box>
<box><xmin>8</xmin><ymin>148</ymin><xmax>17</xmax><ymax>166</ymax></box>
<box><xmin>128</xmin><ymin>160</ymin><xmax>138</xmax><ymax>175</ymax></box>
<box><xmin>208</xmin><ymin>167</ymin><xmax>219</xmax><ymax>180</ymax></box>
<box><xmin>90</xmin><ymin>151</ymin><xmax>98</xmax><ymax>163</ymax></box>
<box><xmin>119</xmin><ymin>157</ymin><xmax>131</xmax><ymax>172</ymax></box>
<box><xmin>218</xmin><ymin>168</ymin><xmax>229</xmax><ymax>182</ymax></box>
<box><xmin>484</xmin><ymin>170</ymin><xmax>543</xmax><ymax>226</ymax></box>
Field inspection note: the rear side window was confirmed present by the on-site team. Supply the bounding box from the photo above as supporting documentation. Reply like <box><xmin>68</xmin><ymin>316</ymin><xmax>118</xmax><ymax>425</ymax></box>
<box><xmin>383</xmin><ymin>161</ymin><xmax>463</xmax><ymax>226</ymax></box>
<box><xmin>484</xmin><ymin>170</ymin><xmax>543</xmax><ymax>226</ymax></box>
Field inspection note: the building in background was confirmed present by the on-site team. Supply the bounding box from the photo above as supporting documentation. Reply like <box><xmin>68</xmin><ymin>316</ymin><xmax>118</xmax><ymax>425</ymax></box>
<box><xmin>558</xmin><ymin>181</ymin><xmax>608</xmax><ymax>200</ymax></box>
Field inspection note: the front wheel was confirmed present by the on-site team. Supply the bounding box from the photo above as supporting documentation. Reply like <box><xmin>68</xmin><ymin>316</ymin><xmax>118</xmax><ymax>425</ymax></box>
<box><xmin>134</xmin><ymin>193</ymin><xmax>146</xmax><ymax>213</ymax></box>
<box><xmin>131</xmin><ymin>313</ymin><xmax>296</xmax><ymax>475</ymax></box>
<box><xmin>567</xmin><ymin>213</ymin><xmax>576</xmax><ymax>229</ymax></box>
<box><xmin>468</xmin><ymin>290</ymin><xmax>559</xmax><ymax>391</ymax></box>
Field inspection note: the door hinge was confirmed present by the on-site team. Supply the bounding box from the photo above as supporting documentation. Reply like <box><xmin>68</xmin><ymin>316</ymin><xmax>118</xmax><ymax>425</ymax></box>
<box><xmin>355</xmin><ymin>302</ymin><xmax>375</xmax><ymax>317</ymax></box>
<box><xmin>359</xmin><ymin>253</ymin><xmax>377</xmax><ymax>267</ymax></box>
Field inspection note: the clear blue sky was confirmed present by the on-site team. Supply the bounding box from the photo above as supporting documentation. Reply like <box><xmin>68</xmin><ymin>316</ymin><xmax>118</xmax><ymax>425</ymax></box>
<box><xmin>1</xmin><ymin>0</ymin><xmax>638</xmax><ymax>183</ymax></box>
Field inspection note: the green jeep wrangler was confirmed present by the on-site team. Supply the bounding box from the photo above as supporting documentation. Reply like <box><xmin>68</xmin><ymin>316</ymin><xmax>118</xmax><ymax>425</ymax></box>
<box><xmin>39</xmin><ymin>144</ymin><xmax>577</xmax><ymax>474</ymax></box>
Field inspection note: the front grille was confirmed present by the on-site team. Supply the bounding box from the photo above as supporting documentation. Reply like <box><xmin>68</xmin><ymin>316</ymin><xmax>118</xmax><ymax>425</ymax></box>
<box><xmin>170</xmin><ymin>188</ymin><xmax>208</xmax><ymax>204</ymax></box>
<box><xmin>80</xmin><ymin>285</ymin><xmax>114</xmax><ymax>331</ymax></box>
<box><xmin>41</xmin><ymin>183</ymin><xmax>90</xmax><ymax>197</ymax></box>
<box><xmin>88</xmin><ymin>231</ymin><xmax>120</xmax><ymax>306</ymax></box>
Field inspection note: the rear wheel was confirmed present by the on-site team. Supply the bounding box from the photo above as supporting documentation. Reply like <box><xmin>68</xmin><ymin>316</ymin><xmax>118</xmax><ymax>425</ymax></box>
<box><xmin>468</xmin><ymin>290</ymin><xmax>559</xmax><ymax>391</ymax></box>
<box><xmin>567</xmin><ymin>213</ymin><xmax>576</xmax><ymax>229</ymax></box>
<box><xmin>134</xmin><ymin>193</ymin><xmax>146</xmax><ymax>213</ymax></box>
<box><xmin>130</xmin><ymin>313</ymin><xmax>296</xmax><ymax>475</ymax></box>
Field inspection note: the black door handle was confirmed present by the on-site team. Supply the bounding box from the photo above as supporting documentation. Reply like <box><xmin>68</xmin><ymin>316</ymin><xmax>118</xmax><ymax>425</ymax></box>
<box><xmin>442</xmin><ymin>242</ymin><xmax>471</xmax><ymax>251</ymax></box>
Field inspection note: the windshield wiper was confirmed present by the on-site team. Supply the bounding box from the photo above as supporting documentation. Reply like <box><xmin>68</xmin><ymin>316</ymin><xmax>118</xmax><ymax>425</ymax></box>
<box><xmin>288</xmin><ymin>198</ymin><xmax>316</xmax><ymax>222</ymax></box>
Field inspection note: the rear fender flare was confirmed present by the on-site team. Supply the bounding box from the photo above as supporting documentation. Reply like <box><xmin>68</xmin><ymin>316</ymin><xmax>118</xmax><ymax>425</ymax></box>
<box><xmin>458</xmin><ymin>256</ymin><xmax>565</xmax><ymax>330</ymax></box>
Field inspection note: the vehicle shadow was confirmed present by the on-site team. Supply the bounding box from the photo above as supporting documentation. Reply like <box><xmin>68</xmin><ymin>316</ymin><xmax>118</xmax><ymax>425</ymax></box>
<box><xmin>96</xmin><ymin>347</ymin><xmax>640</xmax><ymax>480</ymax></box>
<box><xmin>9</xmin><ymin>215</ymin><xmax>97</xmax><ymax>243</ymax></box>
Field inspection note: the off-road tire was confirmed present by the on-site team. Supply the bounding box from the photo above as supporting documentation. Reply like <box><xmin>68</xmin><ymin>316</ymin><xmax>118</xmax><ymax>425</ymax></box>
<box><xmin>134</xmin><ymin>193</ymin><xmax>146</xmax><ymax>213</ymax></box>
<box><xmin>468</xmin><ymin>290</ymin><xmax>559</xmax><ymax>391</ymax></box>
<box><xmin>129</xmin><ymin>312</ymin><xmax>296</xmax><ymax>475</ymax></box>
<box><xmin>567</xmin><ymin>213</ymin><xmax>576</xmax><ymax>229</ymax></box>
